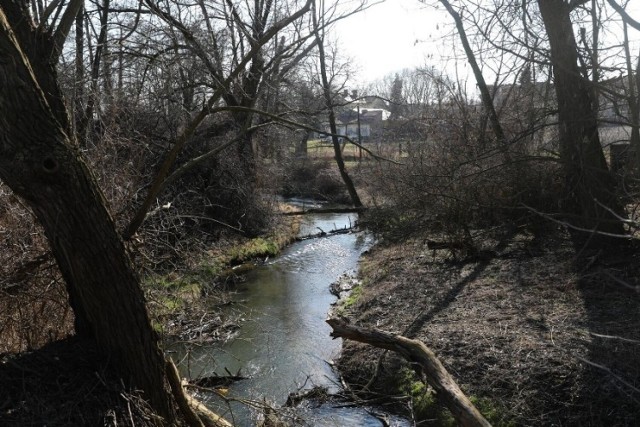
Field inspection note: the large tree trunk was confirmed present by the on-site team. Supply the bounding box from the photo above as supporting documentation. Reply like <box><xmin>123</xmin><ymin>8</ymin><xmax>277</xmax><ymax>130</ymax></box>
<box><xmin>0</xmin><ymin>5</ymin><xmax>177</xmax><ymax>422</ymax></box>
<box><xmin>538</xmin><ymin>0</ymin><xmax>626</xmax><ymax>243</ymax></box>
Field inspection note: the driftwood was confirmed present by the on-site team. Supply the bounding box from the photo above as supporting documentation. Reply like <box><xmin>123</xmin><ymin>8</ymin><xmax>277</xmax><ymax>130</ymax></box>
<box><xmin>283</xmin><ymin>207</ymin><xmax>366</xmax><ymax>216</ymax></box>
<box><xmin>326</xmin><ymin>317</ymin><xmax>491</xmax><ymax>427</ymax></box>
<box><xmin>296</xmin><ymin>225</ymin><xmax>356</xmax><ymax>241</ymax></box>
<box><xmin>191</xmin><ymin>371</ymin><xmax>247</xmax><ymax>388</ymax></box>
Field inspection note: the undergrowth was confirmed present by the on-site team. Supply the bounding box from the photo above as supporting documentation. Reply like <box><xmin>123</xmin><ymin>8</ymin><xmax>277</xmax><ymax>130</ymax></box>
<box><xmin>144</xmin><ymin>208</ymin><xmax>301</xmax><ymax>331</ymax></box>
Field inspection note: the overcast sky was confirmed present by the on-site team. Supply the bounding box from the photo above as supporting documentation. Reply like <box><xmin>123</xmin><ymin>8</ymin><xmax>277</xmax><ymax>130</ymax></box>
<box><xmin>334</xmin><ymin>2</ymin><xmax>445</xmax><ymax>83</ymax></box>
<box><xmin>334</xmin><ymin>1</ymin><xmax>640</xmax><ymax>85</ymax></box>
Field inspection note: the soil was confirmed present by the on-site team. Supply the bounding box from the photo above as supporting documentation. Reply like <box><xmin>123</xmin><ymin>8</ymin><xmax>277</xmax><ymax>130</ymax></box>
<box><xmin>337</xmin><ymin>226</ymin><xmax>640</xmax><ymax>426</ymax></box>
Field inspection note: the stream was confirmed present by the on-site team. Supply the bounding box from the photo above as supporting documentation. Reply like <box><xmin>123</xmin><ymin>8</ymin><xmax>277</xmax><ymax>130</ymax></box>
<box><xmin>172</xmin><ymin>204</ymin><xmax>409</xmax><ymax>426</ymax></box>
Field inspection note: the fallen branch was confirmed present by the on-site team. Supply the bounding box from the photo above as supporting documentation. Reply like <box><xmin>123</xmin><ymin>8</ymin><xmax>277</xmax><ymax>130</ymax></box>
<box><xmin>283</xmin><ymin>207</ymin><xmax>367</xmax><ymax>216</ymax></box>
<box><xmin>166</xmin><ymin>359</ymin><xmax>232</xmax><ymax>427</ymax></box>
<box><xmin>190</xmin><ymin>372</ymin><xmax>247</xmax><ymax>388</ymax></box>
<box><xmin>296</xmin><ymin>225</ymin><xmax>357</xmax><ymax>241</ymax></box>
<box><xmin>326</xmin><ymin>317</ymin><xmax>491</xmax><ymax>427</ymax></box>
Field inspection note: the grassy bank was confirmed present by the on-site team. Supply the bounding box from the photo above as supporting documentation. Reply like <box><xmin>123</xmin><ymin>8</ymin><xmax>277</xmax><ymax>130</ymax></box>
<box><xmin>145</xmin><ymin>203</ymin><xmax>302</xmax><ymax>333</ymax></box>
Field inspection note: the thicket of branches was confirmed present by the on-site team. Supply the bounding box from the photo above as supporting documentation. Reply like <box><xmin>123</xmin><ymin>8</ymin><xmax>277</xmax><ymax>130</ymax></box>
<box><xmin>0</xmin><ymin>0</ymin><xmax>372</xmax><ymax>355</ymax></box>
<box><xmin>362</xmin><ymin>0</ymin><xmax>640</xmax><ymax>248</ymax></box>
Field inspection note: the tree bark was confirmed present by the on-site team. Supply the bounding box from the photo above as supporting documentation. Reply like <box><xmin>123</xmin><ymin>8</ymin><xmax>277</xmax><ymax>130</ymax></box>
<box><xmin>538</xmin><ymin>0</ymin><xmax>626</xmax><ymax>243</ymax></box>
<box><xmin>326</xmin><ymin>317</ymin><xmax>491</xmax><ymax>427</ymax></box>
<box><xmin>0</xmin><ymin>5</ymin><xmax>177</xmax><ymax>422</ymax></box>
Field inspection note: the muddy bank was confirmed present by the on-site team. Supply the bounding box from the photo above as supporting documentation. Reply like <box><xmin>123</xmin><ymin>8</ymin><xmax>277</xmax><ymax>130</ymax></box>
<box><xmin>337</xmin><ymin>227</ymin><xmax>640</xmax><ymax>425</ymax></box>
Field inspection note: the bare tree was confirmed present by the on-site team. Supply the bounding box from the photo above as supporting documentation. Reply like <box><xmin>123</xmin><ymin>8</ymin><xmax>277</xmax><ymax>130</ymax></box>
<box><xmin>312</xmin><ymin>0</ymin><xmax>363</xmax><ymax>208</ymax></box>
<box><xmin>538</xmin><ymin>0</ymin><xmax>626</xmax><ymax>241</ymax></box>
<box><xmin>123</xmin><ymin>0</ymin><xmax>315</xmax><ymax>237</ymax></box>
<box><xmin>0</xmin><ymin>1</ymin><xmax>185</xmax><ymax>422</ymax></box>
<box><xmin>437</xmin><ymin>0</ymin><xmax>507</xmax><ymax>149</ymax></box>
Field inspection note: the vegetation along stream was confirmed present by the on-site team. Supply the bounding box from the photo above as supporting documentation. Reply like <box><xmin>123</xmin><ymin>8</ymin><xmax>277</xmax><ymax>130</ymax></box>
<box><xmin>171</xmin><ymin>205</ymin><xmax>409</xmax><ymax>426</ymax></box>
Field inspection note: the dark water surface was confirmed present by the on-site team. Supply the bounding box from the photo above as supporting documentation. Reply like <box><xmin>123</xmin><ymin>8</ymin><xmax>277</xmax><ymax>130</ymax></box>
<box><xmin>173</xmin><ymin>209</ymin><xmax>408</xmax><ymax>426</ymax></box>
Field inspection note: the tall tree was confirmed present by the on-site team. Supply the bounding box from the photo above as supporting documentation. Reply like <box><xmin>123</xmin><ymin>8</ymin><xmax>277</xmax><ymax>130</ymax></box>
<box><xmin>0</xmin><ymin>1</ymin><xmax>182</xmax><ymax>422</ymax></box>
<box><xmin>124</xmin><ymin>0</ymin><xmax>314</xmax><ymax>237</ymax></box>
<box><xmin>438</xmin><ymin>0</ymin><xmax>506</xmax><ymax>147</ymax></box>
<box><xmin>537</xmin><ymin>0</ymin><xmax>626</xmax><ymax>241</ymax></box>
<box><xmin>312</xmin><ymin>0</ymin><xmax>363</xmax><ymax>208</ymax></box>
<box><xmin>389</xmin><ymin>73</ymin><xmax>404</xmax><ymax>119</ymax></box>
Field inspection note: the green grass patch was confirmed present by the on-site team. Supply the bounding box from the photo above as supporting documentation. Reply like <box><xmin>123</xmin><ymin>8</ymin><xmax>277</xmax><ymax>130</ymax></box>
<box><xmin>226</xmin><ymin>237</ymin><xmax>280</xmax><ymax>264</ymax></box>
<box><xmin>340</xmin><ymin>283</ymin><xmax>362</xmax><ymax>309</ymax></box>
<box><xmin>144</xmin><ymin>274</ymin><xmax>202</xmax><ymax>318</ymax></box>
<box><xmin>396</xmin><ymin>368</ymin><xmax>448</xmax><ymax>423</ymax></box>
<box><xmin>145</xmin><ymin>212</ymin><xmax>301</xmax><ymax>326</ymax></box>
<box><xmin>195</xmin><ymin>236</ymin><xmax>284</xmax><ymax>281</ymax></box>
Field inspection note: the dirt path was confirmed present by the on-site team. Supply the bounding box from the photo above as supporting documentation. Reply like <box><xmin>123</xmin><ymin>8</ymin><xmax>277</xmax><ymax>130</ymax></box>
<box><xmin>337</xmin><ymin>227</ymin><xmax>640</xmax><ymax>425</ymax></box>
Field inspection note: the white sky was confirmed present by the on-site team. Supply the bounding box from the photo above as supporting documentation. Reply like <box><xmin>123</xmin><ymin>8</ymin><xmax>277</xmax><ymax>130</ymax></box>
<box><xmin>334</xmin><ymin>2</ymin><xmax>446</xmax><ymax>83</ymax></box>
<box><xmin>334</xmin><ymin>1</ymin><xmax>640</xmax><ymax>85</ymax></box>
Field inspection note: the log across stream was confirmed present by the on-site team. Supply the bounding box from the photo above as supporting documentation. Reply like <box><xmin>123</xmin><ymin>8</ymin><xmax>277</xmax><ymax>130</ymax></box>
<box><xmin>171</xmin><ymin>205</ymin><xmax>410</xmax><ymax>426</ymax></box>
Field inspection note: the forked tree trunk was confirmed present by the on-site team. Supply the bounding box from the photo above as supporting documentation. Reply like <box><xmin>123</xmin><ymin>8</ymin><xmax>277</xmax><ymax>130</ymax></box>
<box><xmin>0</xmin><ymin>6</ymin><xmax>177</xmax><ymax>422</ymax></box>
<box><xmin>538</xmin><ymin>0</ymin><xmax>626</xmax><ymax>243</ymax></box>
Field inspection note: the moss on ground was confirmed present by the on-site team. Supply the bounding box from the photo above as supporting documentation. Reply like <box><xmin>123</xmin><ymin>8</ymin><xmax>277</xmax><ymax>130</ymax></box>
<box><xmin>339</xmin><ymin>283</ymin><xmax>362</xmax><ymax>311</ymax></box>
<box><xmin>394</xmin><ymin>367</ymin><xmax>513</xmax><ymax>426</ymax></box>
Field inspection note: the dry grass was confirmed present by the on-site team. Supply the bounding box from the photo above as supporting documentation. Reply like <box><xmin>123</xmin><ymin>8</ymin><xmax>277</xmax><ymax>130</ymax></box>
<box><xmin>338</xmin><ymin>227</ymin><xmax>640</xmax><ymax>425</ymax></box>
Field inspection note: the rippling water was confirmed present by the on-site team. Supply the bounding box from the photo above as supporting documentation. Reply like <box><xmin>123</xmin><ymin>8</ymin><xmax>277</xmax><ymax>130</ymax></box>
<box><xmin>172</xmin><ymin>210</ymin><xmax>408</xmax><ymax>426</ymax></box>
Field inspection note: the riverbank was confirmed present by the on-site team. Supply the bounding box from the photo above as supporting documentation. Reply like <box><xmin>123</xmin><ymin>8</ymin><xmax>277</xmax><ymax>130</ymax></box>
<box><xmin>0</xmin><ymin>203</ymin><xmax>305</xmax><ymax>427</ymax></box>
<box><xmin>336</xmin><ymin>226</ymin><xmax>640</xmax><ymax>425</ymax></box>
<box><xmin>145</xmin><ymin>202</ymin><xmax>303</xmax><ymax>338</ymax></box>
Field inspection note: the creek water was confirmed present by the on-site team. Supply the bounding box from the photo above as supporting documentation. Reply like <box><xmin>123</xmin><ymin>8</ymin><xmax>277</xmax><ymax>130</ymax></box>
<box><xmin>171</xmin><ymin>206</ymin><xmax>409</xmax><ymax>426</ymax></box>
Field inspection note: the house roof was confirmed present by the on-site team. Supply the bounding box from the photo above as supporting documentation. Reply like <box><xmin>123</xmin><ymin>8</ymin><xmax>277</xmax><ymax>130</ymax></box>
<box><xmin>359</xmin><ymin>108</ymin><xmax>391</xmax><ymax>121</ymax></box>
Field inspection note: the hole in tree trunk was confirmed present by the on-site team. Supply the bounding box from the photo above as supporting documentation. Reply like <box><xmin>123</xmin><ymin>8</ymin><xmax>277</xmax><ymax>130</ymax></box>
<box><xmin>42</xmin><ymin>157</ymin><xmax>59</xmax><ymax>173</ymax></box>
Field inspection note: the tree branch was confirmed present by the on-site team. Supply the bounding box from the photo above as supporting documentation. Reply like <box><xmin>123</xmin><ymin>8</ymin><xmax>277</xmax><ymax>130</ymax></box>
<box><xmin>124</xmin><ymin>0</ymin><xmax>313</xmax><ymax>239</ymax></box>
<box><xmin>606</xmin><ymin>0</ymin><xmax>640</xmax><ymax>30</ymax></box>
<box><xmin>51</xmin><ymin>0</ymin><xmax>84</xmax><ymax>60</ymax></box>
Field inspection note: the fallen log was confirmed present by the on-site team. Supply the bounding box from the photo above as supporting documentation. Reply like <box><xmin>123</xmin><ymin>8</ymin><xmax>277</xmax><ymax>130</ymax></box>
<box><xmin>283</xmin><ymin>207</ymin><xmax>366</xmax><ymax>216</ymax></box>
<box><xmin>326</xmin><ymin>317</ymin><xmax>491</xmax><ymax>427</ymax></box>
<box><xmin>190</xmin><ymin>371</ymin><xmax>247</xmax><ymax>388</ymax></box>
<box><xmin>295</xmin><ymin>225</ymin><xmax>357</xmax><ymax>241</ymax></box>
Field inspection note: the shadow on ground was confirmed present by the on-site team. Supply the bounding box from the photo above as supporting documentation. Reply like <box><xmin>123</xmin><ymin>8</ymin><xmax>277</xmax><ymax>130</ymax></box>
<box><xmin>573</xmin><ymin>248</ymin><xmax>640</xmax><ymax>426</ymax></box>
<box><xmin>0</xmin><ymin>337</ymin><xmax>156</xmax><ymax>427</ymax></box>
<box><xmin>338</xmin><ymin>227</ymin><xmax>640</xmax><ymax>425</ymax></box>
